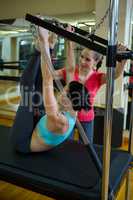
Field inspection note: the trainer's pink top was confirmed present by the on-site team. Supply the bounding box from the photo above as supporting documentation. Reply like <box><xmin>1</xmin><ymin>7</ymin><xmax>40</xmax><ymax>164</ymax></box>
<box><xmin>62</xmin><ymin>67</ymin><xmax>105</xmax><ymax>121</ymax></box>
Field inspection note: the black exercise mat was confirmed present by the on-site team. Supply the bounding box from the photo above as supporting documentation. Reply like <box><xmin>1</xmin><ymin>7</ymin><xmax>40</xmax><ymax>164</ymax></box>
<box><xmin>0</xmin><ymin>126</ymin><xmax>132</xmax><ymax>200</ymax></box>
<box><xmin>0</xmin><ymin>126</ymin><xmax>99</xmax><ymax>189</ymax></box>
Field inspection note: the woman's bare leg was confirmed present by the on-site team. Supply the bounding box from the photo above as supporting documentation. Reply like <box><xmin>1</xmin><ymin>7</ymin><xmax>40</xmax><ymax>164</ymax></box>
<box><xmin>39</xmin><ymin>27</ymin><xmax>59</xmax><ymax>116</ymax></box>
<box><xmin>30</xmin><ymin>27</ymin><xmax>59</xmax><ymax>152</ymax></box>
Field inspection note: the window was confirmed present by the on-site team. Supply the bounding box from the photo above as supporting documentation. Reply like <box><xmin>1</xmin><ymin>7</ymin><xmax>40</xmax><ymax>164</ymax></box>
<box><xmin>19</xmin><ymin>38</ymin><xmax>34</xmax><ymax>69</ymax></box>
<box><xmin>52</xmin><ymin>38</ymin><xmax>65</xmax><ymax>69</ymax></box>
<box><xmin>0</xmin><ymin>40</ymin><xmax>2</xmax><ymax>59</ymax></box>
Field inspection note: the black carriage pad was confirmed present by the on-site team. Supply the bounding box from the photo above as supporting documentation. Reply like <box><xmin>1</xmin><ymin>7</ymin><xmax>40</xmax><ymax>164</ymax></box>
<box><xmin>94</xmin><ymin>107</ymin><xmax>124</xmax><ymax>147</ymax></box>
<box><xmin>0</xmin><ymin>126</ymin><xmax>132</xmax><ymax>200</ymax></box>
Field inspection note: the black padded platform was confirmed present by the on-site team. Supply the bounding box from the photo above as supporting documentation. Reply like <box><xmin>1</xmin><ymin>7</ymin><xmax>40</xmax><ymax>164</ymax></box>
<box><xmin>0</xmin><ymin>126</ymin><xmax>132</xmax><ymax>200</ymax></box>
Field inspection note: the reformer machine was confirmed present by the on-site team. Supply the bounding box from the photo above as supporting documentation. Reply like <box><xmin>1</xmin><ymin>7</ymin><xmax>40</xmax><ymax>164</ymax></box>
<box><xmin>0</xmin><ymin>0</ymin><xmax>133</xmax><ymax>200</ymax></box>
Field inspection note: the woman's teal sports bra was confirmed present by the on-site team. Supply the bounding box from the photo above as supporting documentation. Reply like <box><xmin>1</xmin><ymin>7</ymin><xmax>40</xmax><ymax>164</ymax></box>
<box><xmin>36</xmin><ymin>112</ymin><xmax>76</xmax><ymax>146</ymax></box>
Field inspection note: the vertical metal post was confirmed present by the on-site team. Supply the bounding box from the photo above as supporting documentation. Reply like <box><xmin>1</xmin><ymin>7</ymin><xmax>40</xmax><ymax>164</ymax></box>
<box><xmin>125</xmin><ymin>169</ymin><xmax>132</xmax><ymax>200</ymax></box>
<box><xmin>122</xmin><ymin>1</ymin><xmax>133</xmax><ymax>200</ymax></box>
<box><xmin>128</xmin><ymin>90</ymin><xmax>133</xmax><ymax>155</ymax></box>
<box><xmin>125</xmin><ymin>89</ymin><xmax>133</xmax><ymax>200</ymax></box>
<box><xmin>101</xmin><ymin>0</ymin><xmax>119</xmax><ymax>200</ymax></box>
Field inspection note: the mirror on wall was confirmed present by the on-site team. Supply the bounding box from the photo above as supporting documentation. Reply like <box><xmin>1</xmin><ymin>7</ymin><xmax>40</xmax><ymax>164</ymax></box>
<box><xmin>19</xmin><ymin>37</ymin><xmax>34</xmax><ymax>69</ymax></box>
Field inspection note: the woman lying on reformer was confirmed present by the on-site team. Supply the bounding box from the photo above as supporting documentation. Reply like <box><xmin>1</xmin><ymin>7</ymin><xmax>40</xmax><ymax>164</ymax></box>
<box><xmin>30</xmin><ymin>27</ymin><xmax>91</xmax><ymax>152</ymax></box>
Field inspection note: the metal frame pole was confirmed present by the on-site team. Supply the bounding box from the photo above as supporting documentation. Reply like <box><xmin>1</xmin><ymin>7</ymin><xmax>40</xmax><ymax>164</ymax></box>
<box><xmin>123</xmin><ymin>1</ymin><xmax>133</xmax><ymax>198</ymax></box>
<box><xmin>101</xmin><ymin>0</ymin><xmax>119</xmax><ymax>200</ymax></box>
<box><xmin>128</xmin><ymin>89</ymin><xmax>133</xmax><ymax>155</ymax></box>
<box><xmin>125</xmin><ymin>88</ymin><xmax>133</xmax><ymax>200</ymax></box>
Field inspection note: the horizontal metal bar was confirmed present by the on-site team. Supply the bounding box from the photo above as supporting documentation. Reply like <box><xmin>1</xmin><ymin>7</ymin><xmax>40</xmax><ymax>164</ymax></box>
<box><xmin>0</xmin><ymin>61</ymin><xmax>27</xmax><ymax>64</ymax></box>
<box><xmin>25</xmin><ymin>14</ymin><xmax>107</xmax><ymax>55</ymax></box>
<box><xmin>71</xmin><ymin>26</ymin><xmax>108</xmax><ymax>45</ymax></box>
<box><xmin>0</xmin><ymin>76</ymin><xmax>20</xmax><ymax>82</ymax></box>
<box><xmin>124</xmin><ymin>71</ymin><xmax>133</xmax><ymax>77</ymax></box>
<box><xmin>26</xmin><ymin>14</ymin><xmax>133</xmax><ymax>65</ymax></box>
<box><xmin>89</xmin><ymin>34</ymin><xmax>108</xmax><ymax>45</ymax></box>
<box><xmin>116</xmin><ymin>51</ymin><xmax>133</xmax><ymax>61</ymax></box>
<box><xmin>0</xmin><ymin>65</ymin><xmax>22</xmax><ymax>70</ymax></box>
<box><xmin>38</xmin><ymin>16</ymin><xmax>108</xmax><ymax>45</ymax></box>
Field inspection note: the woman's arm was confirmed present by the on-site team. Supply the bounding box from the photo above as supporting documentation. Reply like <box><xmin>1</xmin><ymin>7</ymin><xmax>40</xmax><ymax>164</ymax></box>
<box><xmin>65</xmin><ymin>40</ymin><xmax>75</xmax><ymax>83</ymax></box>
<box><xmin>54</xmin><ymin>26</ymin><xmax>76</xmax><ymax>82</ymax></box>
<box><xmin>65</xmin><ymin>25</ymin><xmax>75</xmax><ymax>83</ymax></box>
<box><xmin>48</xmin><ymin>32</ymin><xmax>58</xmax><ymax>49</ymax></box>
<box><xmin>114</xmin><ymin>59</ymin><xmax>126</xmax><ymax>79</ymax></box>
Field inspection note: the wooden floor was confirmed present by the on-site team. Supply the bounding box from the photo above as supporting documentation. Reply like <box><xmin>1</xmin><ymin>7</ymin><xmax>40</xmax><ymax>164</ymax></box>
<box><xmin>0</xmin><ymin>181</ymin><xmax>54</xmax><ymax>200</ymax></box>
<box><xmin>0</xmin><ymin>80</ymin><xmax>19</xmax><ymax>95</ymax></box>
<box><xmin>116</xmin><ymin>138</ymin><xmax>133</xmax><ymax>200</ymax></box>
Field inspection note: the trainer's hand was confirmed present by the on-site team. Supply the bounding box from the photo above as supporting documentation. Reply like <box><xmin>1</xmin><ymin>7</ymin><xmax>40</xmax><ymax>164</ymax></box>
<box><xmin>117</xmin><ymin>43</ymin><xmax>127</xmax><ymax>65</ymax></box>
<box><xmin>48</xmin><ymin>32</ymin><xmax>58</xmax><ymax>49</ymax></box>
<box><xmin>66</xmin><ymin>24</ymin><xmax>75</xmax><ymax>32</ymax></box>
<box><xmin>117</xmin><ymin>43</ymin><xmax>127</xmax><ymax>52</ymax></box>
